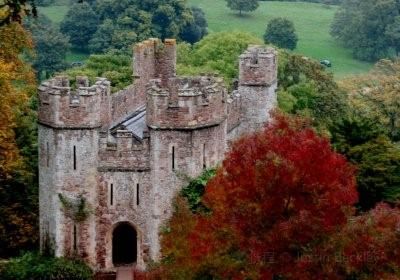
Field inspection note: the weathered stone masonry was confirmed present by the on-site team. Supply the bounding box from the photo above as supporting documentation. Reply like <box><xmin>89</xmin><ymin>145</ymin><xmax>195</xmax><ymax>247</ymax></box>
<box><xmin>38</xmin><ymin>38</ymin><xmax>278</xmax><ymax>272</ymax></box>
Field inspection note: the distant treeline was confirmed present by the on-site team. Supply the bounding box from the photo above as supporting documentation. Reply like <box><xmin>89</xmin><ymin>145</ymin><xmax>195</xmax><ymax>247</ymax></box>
<box><xmin>260</xmin><ymin>0</ymin><xmax>342</xmax><ymax>5</ymax></box>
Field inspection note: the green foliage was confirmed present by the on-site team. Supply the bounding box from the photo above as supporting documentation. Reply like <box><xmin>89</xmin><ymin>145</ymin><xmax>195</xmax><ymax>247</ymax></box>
<box><xmin>24</xmin><ymin>14</ymin><xmax>70</xmax><ymax>78</ymax></box>
<box><xmin>348</xmin><ymin>136</ymin><xmax>400</xmax><ymax>210</ymax></box>
<box><xmin>277</xmin><ymin>51</ymin><xmax>347</xmax><ymax>126</ymax></box>
<box><xmin>181</xmin><ymin>168</ymin><xmax>216</xmax><ymax>213</ymax></box>
<box><xmin>264</xmin><ymin>17</ymin><xmax>298</xmax><ymax>50</ymax></box>
<box><xmin>225</xmin><ymin>0</ymin><xmax>259</xmax><ymax>15</ymax></box>
<box><xmin>89</xmin><ymin>0</ymin><xmax>193</xmax><ymax>54</ymax></box>
<box><xmin>179</xmin><ymin>6</ymin><xmax>208</xmax><ymax>44</ymax></box>
<box><xmin>59</xmin><ymin>194</ymin><xmax>91</xmax><ymax>223</ymax></box>
<box><xmin>61</xmin><ymin>52</ymin><xmax>132</xmax><ymax>92</ymax></box>
<box><xmin>60</xmin><ymin>2</ymin><xmax>99</xmax><ymax>50</ymax></box>
<box><xmin>331</xmin><ymin>0</ymin><xmax>400</xmax><ymax>61</ymax></box>
<box><xmin>177</xmin><ymin>31</ymin><xmax>262</xmax><ymax>85</ymax></box>
<box><xmin>0</xmin><ymin>252</ymin><xmax>93</xmax><ymax>280</ymax></box>
<box><xmin>328</xmin><ymin>111</ymin><xmax>400</xmax><ymax>210</ymax></box>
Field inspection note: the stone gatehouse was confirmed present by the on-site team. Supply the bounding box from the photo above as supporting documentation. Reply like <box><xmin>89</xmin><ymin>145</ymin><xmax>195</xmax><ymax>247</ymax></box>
<box><xmin>38</xmin><ymin>38</ymin><xmax>277</xmax><ymax>272</ymax></box>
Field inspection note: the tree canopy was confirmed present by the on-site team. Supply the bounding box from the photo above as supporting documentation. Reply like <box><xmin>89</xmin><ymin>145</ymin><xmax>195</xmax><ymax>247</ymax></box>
<box><xmin>25</xmin><ymin>15</ymin><xmax>70</xmax><ymax>78</ymax></box>
<box><xmin>225</xmin><ymin>0</ymin><xmax>259</xmax><ymax>16</ymax></box>
<box><xmin>88</xmin><ymin>0</ymin><xmax>193</xmax><ymax>54</ymax></box>
<box><xmin>331</xmin><ymin>0</ymin><xmax>400</xmax><ymax>61</ymax></box>
<box><xmin>264</xmin><ymin>17</ymin><xmax>298</xmax><ymax>50</ymax></box>
<box><xmin>60</xmin><ymin>2</ymin><xmax>99</xmax><ymax>51</ymax></box>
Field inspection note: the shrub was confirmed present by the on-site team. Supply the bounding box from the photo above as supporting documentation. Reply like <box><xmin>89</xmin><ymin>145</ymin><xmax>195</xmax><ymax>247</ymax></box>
<box><xmin>0</xmin><ymin>252</ymin><xmax>93</xmax><ymax>280</ymax></box>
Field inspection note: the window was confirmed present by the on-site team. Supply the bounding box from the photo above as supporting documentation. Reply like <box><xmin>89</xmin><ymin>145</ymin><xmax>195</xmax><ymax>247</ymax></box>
<box><xmin>73</xmin><ymin>224</ymin><xmax>77</xmax><ymax>252</ymax></box>
<box><xmin>203</xmin><ymin>143</ymin><xmax>207</xmax><ymax>169</ymax></box>
<box><xmin>136</xmin><ymin>183</ymin><xmax>140</xmax><ymax>206</ymax></box>
<box><xmin>110</xmin><ymin>183</ymin><xmax>114</xmax><ymax>206</ymax></box>
<box><xmin>172</xmin><ymin>146</ymin><xmax>175</xmax><ymax>170</ymax></box>
<box><xmin>73</xmin><ymin>146</ymin><xmax>77</xmax><ymax>170</ymax></box>
<box><xmin>46</xmin><ymin>142</ymin><xmax>49</xmax><ymax>167</ymax></box>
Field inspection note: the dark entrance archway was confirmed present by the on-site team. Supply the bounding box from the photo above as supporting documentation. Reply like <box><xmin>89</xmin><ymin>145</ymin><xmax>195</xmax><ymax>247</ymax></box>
<box><xmin>112</xmin><ymin>222</ymin><xmax>137</xmax><ymax>266</ymax></box>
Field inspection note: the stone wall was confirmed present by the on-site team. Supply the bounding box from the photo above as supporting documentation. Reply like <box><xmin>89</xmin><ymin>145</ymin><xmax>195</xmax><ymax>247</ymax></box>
<box><xmin>98</xmin><ymin>131</ymin><xmax>150</xmax><ymax>172</ymax></box>
<box><xmin>146</xmin><ymin>76</ymin><xmax>227</xmax><ymax>129</ymax></box>
<box><xmin>95</xmin><ymin>171</ymin><xmax>152</xmax><ymax>270</ymax></box>
<box><xmin>38</xmin><ymin>126</ymin><xmax>99</xmax><ymax>266</ymax></box>
<box><xmin>148</xmin><ymin>122</ymin><xmax>227</xmax><ymax>259</ymax></box>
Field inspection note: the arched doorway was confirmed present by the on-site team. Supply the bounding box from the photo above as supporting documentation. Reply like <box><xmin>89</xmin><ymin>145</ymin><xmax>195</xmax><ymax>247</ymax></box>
<box><xmin>112</xmin><ymin>222</ymin><xmax>137</xmax><ymax>266</ymax></box>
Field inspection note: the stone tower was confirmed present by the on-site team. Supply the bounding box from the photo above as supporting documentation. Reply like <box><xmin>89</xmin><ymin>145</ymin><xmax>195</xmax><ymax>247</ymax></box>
<box><xmin>38</xmin><ymin>76</ymin><xmax>111</xmax><ymax>265</ymax></box>
<box><xmin>237</xmin><ymin>46</ymin><xmax>278</xmax><ymax>135</ymax></box>
<box><xmin>146</xmin><ymin>76</ymin><xmax>228</xmax><ymax>258</ymax></box>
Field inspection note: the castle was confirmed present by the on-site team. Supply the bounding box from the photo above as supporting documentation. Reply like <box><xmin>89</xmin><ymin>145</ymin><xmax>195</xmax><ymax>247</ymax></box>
<box><xmin>38</xmin><ymin>38</ymin><xmax>277</xmax><ymax>272</ymax></box>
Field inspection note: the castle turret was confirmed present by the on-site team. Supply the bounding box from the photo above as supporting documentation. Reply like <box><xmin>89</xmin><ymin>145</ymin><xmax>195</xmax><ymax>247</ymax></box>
<box><xmin>237</xmin><ymin>46</ymin><xmax>278</xmax><ymax>134</ymax></box>
<box><xmin>38</xmin><ymin>76</ymin><xmax>110</xmax><ymax>266</ymax></box>
<box><xmin>146</xmin><ymin>75</ymin><xmax>228</xmax><ymax>259</ymax></box>
<box><xmin>38</xmin><ymin>76</ymin><xmax>111</xmax><ymax>129</ymax></box>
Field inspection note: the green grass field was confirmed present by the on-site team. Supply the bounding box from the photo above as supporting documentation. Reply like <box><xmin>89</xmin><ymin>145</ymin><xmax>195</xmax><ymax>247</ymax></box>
<box><xmin>39</xmin><ymin>1</ymin><xmax>373</xmax><ymax>78</ymax></box>
<box><xmin>38</xmin><ymin>5</ymin><xmax>69</xmax><ymax>25</ymax></box>
<box><xmin>188</xmin><ymin>0</ymin><xmax>372</xmax><ymax>78</ymax></box>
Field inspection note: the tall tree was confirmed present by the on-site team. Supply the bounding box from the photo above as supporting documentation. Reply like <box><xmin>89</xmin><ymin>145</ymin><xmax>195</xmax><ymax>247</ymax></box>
<box><xmin>331</xmin><ymin>0</ymin><xmax>400</xmax><ymax>61</ymax></box>
<box><xmin>179</xmin><ymin>7</ymin><xmax>208</xmax><ymax>44</ymax></box>
<box><xmin>156</xmin><ymin>114</ymin><xmax>358</xmax><ymax>279</ymax></box>
<box><xmin>25</xmin><ymin>15</ymin><xmax>70</xmax><ymax>78</ymax></box>
<box><xmin>264</xmin><ymin>18</ymin><xmax>298</xmax><ymax>50</ymax></box>
<box><xmin>0</xmin><ymin>22</ymin><xmax>38</xmax><ymax>257</ymax></box>
<box><xmin>225</xmin><ymin>0</ymin><xmax>259</xmax><ymax>16</ymax></box>
<box><xmin>89</xmin><ymin>0</ymin><xmax>193</xmax><ymax>54</ymax></box>
<box><xmin>60</xmin><ymin>2</ymin><xmax>99</xmax><ymax>51</ymax></box>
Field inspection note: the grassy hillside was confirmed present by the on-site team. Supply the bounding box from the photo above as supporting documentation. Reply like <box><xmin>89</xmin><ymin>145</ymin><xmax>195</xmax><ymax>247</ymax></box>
<box><xmin>38</xmin><ymin>1</ymin><xmax>372</xmax><ymax>78</ymax></box>
<box><xmin>187</xmin><ymin>0</ymin><xmax>372</xmax><ymax>78</ymax></box>
<box><xmin>39</xmin><ymin>5</ymin><xmax>68</xmax><ymax>25</ymax></box>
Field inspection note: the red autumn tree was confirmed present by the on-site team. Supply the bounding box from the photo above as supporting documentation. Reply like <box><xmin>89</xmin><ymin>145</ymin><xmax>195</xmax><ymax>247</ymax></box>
<box><xmin>310</xmin><ymin>204</ymin><xmax>400</xmax><ymax>280</ymax></box>
<box><xmin>184</xmin><ymin>114</ymin><xmax>358</xmax><ymax>279</ymax></box>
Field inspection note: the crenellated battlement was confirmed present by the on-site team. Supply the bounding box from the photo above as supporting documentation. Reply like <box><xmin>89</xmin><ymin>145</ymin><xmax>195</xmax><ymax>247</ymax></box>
<box><xmin>98</xmin><ymin>131</ymin><xmax>150</xmax><ymax>172</ymax></box>
<box><xmin>146</xmin><ymin>76</ymin><xmax>228</xmax><ymax>129</ymax></box>
<box><xmin>38</xmin><ymin>76</ymin><xmax>111</xmax><ymax>129</ymax></box>
<box><xmin>239</xmin><ymin>45</ymin><xmax>278</xmax><ymax>86</ymax></box>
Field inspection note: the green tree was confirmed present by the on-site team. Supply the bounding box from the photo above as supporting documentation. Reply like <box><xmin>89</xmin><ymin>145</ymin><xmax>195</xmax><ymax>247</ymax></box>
<box><xmin>61</xmin><ymin>52</ymin><xmax>132</xmax><ymax>92</ymax></box>
<box><xmin>331</xmin><ymin>0</ymin><xmax>400</xmax><ymax>61</ymax></box>
<box><xmin>60</xmin><ymin>2</ymin><xmax>99</xmax><ymax>51</ymax></box>
<box><xmin>177</xmin><ymin>31</ymin><xmax>263</xmax><ymax>84</ymax></box>
<box><xmin>90</xmin><ymin>0</ymin><xmax>192</xmax><ymax>54</ymax></box>
<box><xmin>264</xmin><ymin>17</ymin><xmax>298</xmax><ymax>50</ymax></box>
<box><xmin>348</xmin><ymin>136</ymin><xmax>400</xmax><ymax>210</ymax></box>
<box><xmin>225</xmin><ymin>0</ymin><xmax>259</xmax><ymax>16</ymax></box>
<box><xmin>179</xmin><ymin>6</ymin><xmax>208</xmax><ymax>44</ymax></box>
<box><xmin>25</xmin><ymin>15</ymin><xmax>70</xmax><ymax>78</ymax></box>
<box><xmin>385</xmin><ymin>16</ymin><xmax>400</xmax><ymax>56</ymax></box>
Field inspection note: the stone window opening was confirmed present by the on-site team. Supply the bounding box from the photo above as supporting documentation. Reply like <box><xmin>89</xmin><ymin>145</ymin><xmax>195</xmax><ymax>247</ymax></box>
<box><xmin>73</xmin><ymin>146</ymin><xmax>77</xmax><ymax>170</ymax></box>
<box><xmin>46</xmin><ymin>142</ymin><xmax>49</xmax><ymax>167</ymax></box>
<box><xmin>203</xmin><ymin>143</ymin><xmax>207</xmax><ymax>169</ymax></box>
<box><xmin>110</xmin><ymin>183</ymin><xmax>114</xmax><ymax>206</ymax></box>
<box><xmin>172</xmin><ymin>146</ymin><xmax>176</xmax><ymax>170</ymax></box>
<box><xmin>73</xmin><ymin>224</ymin><xmax>77</xmax><ymax>252</ymax></box>
<box><xmin>136</xmin><ymin>183</ymin><xmax>140</xmax><ymax>206</ymax></box>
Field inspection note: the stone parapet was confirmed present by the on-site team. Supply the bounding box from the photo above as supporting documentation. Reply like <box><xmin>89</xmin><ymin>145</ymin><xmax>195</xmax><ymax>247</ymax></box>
<box><xmin>146</xmin><ymin>76</ymin><xmax>228</xmax><ymax>129</ymax></box>
<box><xmin>38</xmin><ymin>76</ymin><xmax>111</xmax><ymax>129</ymax></box>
